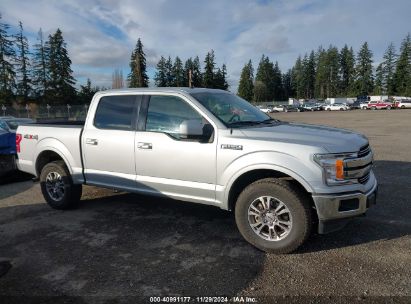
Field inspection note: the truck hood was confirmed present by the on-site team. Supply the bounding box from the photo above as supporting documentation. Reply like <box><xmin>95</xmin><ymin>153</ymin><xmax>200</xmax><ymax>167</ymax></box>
<box><xmin>239</xmin><ymin>122</ymin><xmax>368</xmax><ymax>153</ymax></box>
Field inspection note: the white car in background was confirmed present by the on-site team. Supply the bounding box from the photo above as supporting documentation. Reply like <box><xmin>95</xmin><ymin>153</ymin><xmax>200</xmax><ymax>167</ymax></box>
<box><xmin>256</xmin><ymin>105</ymin><xmax>272</xmax><ymax>113</ymax></box>
<box><xmin>325</xmin><ymin>103</ymin><xmax>350</xmax><ymax>111</ymax></box>
<box><xmin>397</xmin><ymin>100</ymin><xmax>411</xmax><ymax>109</ymax></box>
<box><xmin>360</xmin><ymin>102</ymin><xmax>369</xmax><ymax>109</ymax></box>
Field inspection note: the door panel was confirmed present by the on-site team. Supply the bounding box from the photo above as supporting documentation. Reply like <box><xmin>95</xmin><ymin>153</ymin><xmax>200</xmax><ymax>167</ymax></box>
<box><xmin>82</xmin><ymin>95</ymin><xmax>139</xmax><ymax>189</ymax></box>
<box><xmin>134</xmin><ymin>94</ymin><xmax>217</xmax><ymax>203</ymax></box>
<box><xmin>83</xmin><ymin>128</ymin><xmax>136</xmax><ymax>189</ymax></box>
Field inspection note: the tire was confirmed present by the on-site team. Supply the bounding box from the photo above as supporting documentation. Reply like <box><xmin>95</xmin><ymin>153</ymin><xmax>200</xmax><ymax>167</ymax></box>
<box><xmin>401</xmin><ymin>105</ymin><xmax>405</xmax><ymax>109</ymax></box>
<box><xmin>234</xmin><ymin>178</ymin><xmax>312</xmax><ymax>254</ymax></box>
<box><xmin>371</xmin><ymin>106</ymin><xmax>376</xmax><ymax>110</ymax></box>
<box><xmin>340</xmin><ymin>108</ymin><xmax>344</xmax><ymax>111</ymax></box>
<box><xmin>40</xmin><ymin>161</ymin><xmax>82</xmax><ymax>210</ymax></box>
<box><xmin>327</xmin><ymin>108</ymin><xmax>331</xmax><ymax>111</ymax></box>
<box><xmin>386</xmin><ymin>106</ymin><xmax>391</xmax><ymax>110</ymax></box>
<box><xmin>362</xmin><ymin>106</ymin><xmax>367</xmax><ymax>110</ymax></box>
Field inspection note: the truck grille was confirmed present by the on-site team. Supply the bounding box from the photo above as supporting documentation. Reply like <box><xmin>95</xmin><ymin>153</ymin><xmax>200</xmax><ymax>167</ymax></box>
<box><xmin>344</xmin><ymin>143</ymin><xmax>373</xmax><ymax>184</ymax></box>
<box><xmin>358</xmin><ymin>144</ymin><xmax>371</xmax><ymax>158</ymax></box>
<box><xmin>358</xmin><ymin>172</ymin><xmax>370</xmax><ymax>184</ymax></box>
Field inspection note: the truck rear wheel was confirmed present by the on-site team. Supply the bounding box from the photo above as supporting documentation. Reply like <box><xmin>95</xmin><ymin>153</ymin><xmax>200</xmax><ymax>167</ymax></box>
<box><xmin>40</xmin><ymin>161</ymin><xmax>82</xmax><ymax>210</ymax></box>
<box><xmin>234</xmin><ymin>178</ymin><xmax>312</xmax><ymax>254</ymax></box>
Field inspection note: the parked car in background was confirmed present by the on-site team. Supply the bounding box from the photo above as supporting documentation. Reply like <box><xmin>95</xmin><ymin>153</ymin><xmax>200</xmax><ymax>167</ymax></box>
<box><xmin>396</xmin><ymin>99</ymin><xmax>411</xmax><ymax>109</ymax></box>
<box><xmin>325</xmin><ymin>103</ymin><xmax>350</xmax><ymax>111</ymax></box>
<box><xmin>367</xmin><ymin>101</ymin><xmax>393</xmax><ymax>110</ymax></box>
<box><xmin>359</xmin><ymin>101</ymin><xmax>369</xmax><ymax>109</ymax></box>
<box><xmin>256</xmin><ymin>105</ymin><xmax>272</xmax><ymax>113</ymax></box>
<box><xmin>301</xmin><ymin>103</ymin><xmax>321</xmax><ymax>111</ymax></box>
<box><xmin>350</xmin><ymin>101</ymin><xmax>361</xmax><ymax>109</ymax></box>
<box><xmin>283</xmin><ymin>105</ymin><xmax>301</xmax><ymax>112</ymax></box>
<box><xmin>0</xmin><ymin>117</ymin><xmax>34</xmax><ymax>178</ymax></box>
<box><xmin>0</xmin><ymin>117</ymin><xmax>34</xmax><ymax>133</ymax></box>
<box><xmin>271</xmin><ymin>105</ymin><xmax>287</xmax><ymax>112</ymax></box>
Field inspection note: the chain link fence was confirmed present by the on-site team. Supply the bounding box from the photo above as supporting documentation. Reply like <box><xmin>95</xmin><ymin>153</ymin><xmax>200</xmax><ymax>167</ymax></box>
<box><xmin>1</xmin><ymin>104</ymin><xmax>89</xmax><ymax>121</ymax></box>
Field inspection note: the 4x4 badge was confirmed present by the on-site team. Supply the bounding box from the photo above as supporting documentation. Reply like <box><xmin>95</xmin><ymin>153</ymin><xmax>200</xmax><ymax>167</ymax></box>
<box><xmin>221</xmin><ymin>144</ymin><xmax>243</xmax><ymax>150</ymax></box>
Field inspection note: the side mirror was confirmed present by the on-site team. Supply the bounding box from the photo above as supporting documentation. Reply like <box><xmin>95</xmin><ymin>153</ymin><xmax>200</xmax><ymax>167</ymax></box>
<box><xmin>179</xmin><ymin>120</ymin><xmax>204</xmax><ymax>138</ymax></box>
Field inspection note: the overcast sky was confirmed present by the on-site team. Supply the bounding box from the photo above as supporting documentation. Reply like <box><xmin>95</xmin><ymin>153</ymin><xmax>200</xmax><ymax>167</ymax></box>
<box><xmin>2</xmin><ymin>0</ymin><xmax>410</xmax><ymax>92</ymax></box>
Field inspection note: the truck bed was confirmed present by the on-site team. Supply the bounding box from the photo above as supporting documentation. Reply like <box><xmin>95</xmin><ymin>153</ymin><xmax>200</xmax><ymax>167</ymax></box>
<box><xmin>17</xmin><ymin>124</ymin><xmax>84</xmax><ymax>182</ymax></box>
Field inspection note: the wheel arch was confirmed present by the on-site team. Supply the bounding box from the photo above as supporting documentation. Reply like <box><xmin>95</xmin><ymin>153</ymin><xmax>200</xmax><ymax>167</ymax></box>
<box><xmin>35</xmin><ymin>149</ymin><xmax>70</xmax><ymax>177</ymax></box>
<box><xmin>226</xmin><ymin>167</ymin><xmax>313</xmax><ymax>212</ymax></box>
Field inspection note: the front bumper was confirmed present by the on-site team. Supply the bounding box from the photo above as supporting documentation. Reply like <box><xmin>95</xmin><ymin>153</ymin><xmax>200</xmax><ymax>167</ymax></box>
<box><xmin>312</xmin><ymin>179</ymin><xmax>378</xmax><ymax>234</ymax></box>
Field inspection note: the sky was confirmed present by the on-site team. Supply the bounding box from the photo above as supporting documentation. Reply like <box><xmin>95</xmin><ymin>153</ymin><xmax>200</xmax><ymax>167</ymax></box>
<box><xmin>2</xmin><ymin>0</ymin><xmax>411</xmax><ymax>92</ymax></box>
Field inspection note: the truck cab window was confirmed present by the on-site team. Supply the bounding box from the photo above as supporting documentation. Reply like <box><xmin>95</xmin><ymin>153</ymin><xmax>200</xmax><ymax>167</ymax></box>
<box><xmin>146</xmin><ymin>95</ymin><xmax>208</xmax><ymax>139</ymax></box>
<box><xmin>94</xmin><ymin>96</ymin><xmax>136</xmax><ymax>130</ymax></box>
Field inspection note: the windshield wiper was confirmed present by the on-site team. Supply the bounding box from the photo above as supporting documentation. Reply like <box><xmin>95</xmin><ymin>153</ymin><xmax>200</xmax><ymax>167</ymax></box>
<box><xmin>228</xmin><ymin>118</ymin><xmax>279</xmax><ymax>128</ymax></box>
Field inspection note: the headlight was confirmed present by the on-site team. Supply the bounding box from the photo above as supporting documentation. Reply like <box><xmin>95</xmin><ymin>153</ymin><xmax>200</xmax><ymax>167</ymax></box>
<box><xmin>314</xmin><ymin>153</ymin><xmax>357</xmax><ymax>185</ymax></box>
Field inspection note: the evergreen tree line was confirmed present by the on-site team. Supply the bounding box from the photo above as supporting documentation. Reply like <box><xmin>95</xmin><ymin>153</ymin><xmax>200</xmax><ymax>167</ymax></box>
<box><xmin>153</xmin><ymin>50</ymin><xmax>228</xmax><ymax>90</ymax></box>
<box><xmin>0</xmin><ymin>14</ymin><xmax>100</xmax><ymax>106</ymax></box>
<box><xmin>238</xmin><ymin>34</ymin><xmax>411</xmax><ymax>102</ymax></box>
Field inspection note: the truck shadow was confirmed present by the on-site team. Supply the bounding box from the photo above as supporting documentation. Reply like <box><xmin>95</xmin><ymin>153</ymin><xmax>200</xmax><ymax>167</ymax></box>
<box><xmin>0</xmin><ymin>190</ymin><xmax>264</xmax><ymax>297</ymax></box>
<box><xmin>0</xmin><ymin>160</ymin><xmax>409</xmax><ymax>297</ymax></box>
<box><xmin>299</xmin><ymin>160</ymin><xmax>411</xmax><ymax>253</ymax></box>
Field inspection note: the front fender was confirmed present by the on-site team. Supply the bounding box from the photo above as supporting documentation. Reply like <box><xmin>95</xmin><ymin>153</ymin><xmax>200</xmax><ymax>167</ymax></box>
<box><xmin>218</xmin><ymin>151</ymin><xmax>321</xmax><ymax>209</ymax></box>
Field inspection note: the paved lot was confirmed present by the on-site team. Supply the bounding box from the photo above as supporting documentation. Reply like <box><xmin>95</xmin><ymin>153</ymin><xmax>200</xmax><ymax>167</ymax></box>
<box><xmin>0</xmin><ymin>110</ymin><xmax>410</xmax><ymax>302</ymax></box>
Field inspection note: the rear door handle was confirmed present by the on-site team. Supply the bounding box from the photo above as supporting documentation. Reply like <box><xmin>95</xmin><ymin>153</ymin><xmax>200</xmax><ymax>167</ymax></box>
<box><xmin>86</xmin><ymin>138</ymin><xmax>98</xmax><ymax>145</ymax></box>
<box><xmin>137</xmin><ymin>142</ymin><xmax>152</xmax><ymax>149</ymax></box>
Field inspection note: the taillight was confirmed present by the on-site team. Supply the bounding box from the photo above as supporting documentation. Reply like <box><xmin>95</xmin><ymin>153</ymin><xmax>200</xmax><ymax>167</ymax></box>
<box><xmin>16</xmin><ymin>133</ymin><xmax>22</xmax><ymax>153</ymax></box>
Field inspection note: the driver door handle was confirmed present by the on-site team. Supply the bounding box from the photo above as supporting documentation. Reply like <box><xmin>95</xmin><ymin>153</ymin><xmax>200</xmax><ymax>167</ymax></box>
<box><xmin>137</xmin><ymin>142</ymin><xmax>152</xmax><ymax>150</ymax></box>
<box><xmin>86</xmin><ymin>138</ymin><xmax>98</xmax><ymax>145</ymax></box>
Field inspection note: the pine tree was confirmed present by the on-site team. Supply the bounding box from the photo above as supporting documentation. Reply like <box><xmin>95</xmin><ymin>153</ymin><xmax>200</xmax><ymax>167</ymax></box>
<box><xmin>355</xmin><ymin>42</ymin><xmax>374</xmax><ymax>96</ymax></box>
<box><xmin>128</xmin><ymin>38</ymin><xmax>148</xmax><ymax>87</ymax></box>
<box><xmin>14</xmin><ymin>21</ymin><xmax>31</xmax><ymax>103</ymax></box>
<box><xmin>253</xmin><ymin>80</ymin><xmax>267</xmax><ymax>103</ymax></box>
<box><xmin>214</xmin><ymin>64</ymin><xmax>229</xmax><ymax>90</ymax></box>
<box><xmin>282</xmin><ymin>69</ymin><xmax>293</xmax><ymax>99</ymax></box>
<box><xmin>374</xmin><ymin>63</ymin><xmax>384</xmax><ymax>95</ymax></box>
<box><xmin>47</xmin><ymin>29</ymin><xmax>76</xmax><ymax>104</ymax></box>
<box><xmin>315</xmin><ymin>47</ymin><xmax>327</xmax><ymax>99</ymax></box>
<box><xmin>238</xmin><ymin>60</ymin><xmax>254</xmax><ymax>101</ymax></box>
<box><xmin>292</xmin><ymin>56</ymin><xmax>304</xmax><ymax>99</ymax></box>
<box><xmin>394</xmin><ymin>34</ymin><xmax>411</xmax><ymax>95</ymax></box>
<box><xmin>165</xmin><ymin>56</ymin><xmax>173</xmax><ymax>86</ymax></box>
<box><xmin>381</xmin><ymin>43</ymin><xmax>397</xmax><ymax>95</ymax></box>
<box><xmin>172</xmin><ymin>56</ymin><xmax>184</xmax><ymax>87</ymax></box>
<box><xmin>339</xmin><ymin>45</ymin><xmax>355</xmax><ymax>96</ymax></box>
<box><xmin>154</xmin><ymin>56</ymin><xmax>167</xmax><ymax>87</ymax></box>
<box><xmin>78</xmin><ymin>78</ymin><xmax>97</xmax><ymax>104</ymax></box>
<box><xmin>273</xmin><ymin>61</ymin><xmax>283</xmax><ymax>100</ymax></box>
<box><xmin>203</xmin><ymin>50</ymin><xmax>215</xmax><ymax>88</ymax></box>
<box><xmin>255</xmin><ymin>55</ymin><xmax>277</xmax><ymax>101</ymax></box>
<box><xmin>32</xmin><ymin>28</ymin><xmax>48</xmax><ymax>101</ymax></box>
<box><xmin>191</xmin><ymin>56</ymin><xmax>202</xmax><ymax>87</ymax></box>
<box><xmin>0</xmin><ymin>14</ymin><xmax>16</xmax><ymax>102</ymax></box>
<box><xmin>302</xmin><ymin>52</ymin><xmax>315</xmax><ymax>98</ymax></box>
<box><xmin>326</xmin><ymin>45</ymin><xmax>340</xmax><ymax>97</ymax></box>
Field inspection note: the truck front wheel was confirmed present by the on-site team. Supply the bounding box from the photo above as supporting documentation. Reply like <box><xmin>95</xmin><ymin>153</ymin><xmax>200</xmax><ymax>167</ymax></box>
<box><xmin>235</xmin><ymin>178</ymin><xmax>312</xmax><ymax>254</ymax></box>
<box><xmin>40</xmin><ymin>161</ymin><xmax>82</xmax><ymax>210</ymax></box>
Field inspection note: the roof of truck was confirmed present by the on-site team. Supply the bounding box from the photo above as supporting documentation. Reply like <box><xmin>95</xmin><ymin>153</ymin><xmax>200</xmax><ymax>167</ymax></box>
<box><xmin>98</xmin><ymin>87</ymin><xmax>229</xmax><ymax>95</ymax></box>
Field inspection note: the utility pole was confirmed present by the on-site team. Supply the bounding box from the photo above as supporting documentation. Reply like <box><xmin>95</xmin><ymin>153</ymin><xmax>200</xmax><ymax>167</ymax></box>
<box><xmin>188</xmin><ymin>69</ymin><xmax>193</xmax><ymax>88</ymax></box>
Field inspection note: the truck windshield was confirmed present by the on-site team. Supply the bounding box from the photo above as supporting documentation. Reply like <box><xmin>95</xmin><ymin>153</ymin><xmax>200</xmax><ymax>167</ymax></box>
<box><xmin>190</xmin><ymin>92</ymin><xmax>274</xmax><ymax>127</ymax></box>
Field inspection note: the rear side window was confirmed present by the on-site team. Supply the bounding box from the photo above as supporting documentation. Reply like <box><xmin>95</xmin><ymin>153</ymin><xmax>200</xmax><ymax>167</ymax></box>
<box><xmin>94</xmin><ymin>96</ymin><xmax>136</xmax><ymax>130</ymax></box>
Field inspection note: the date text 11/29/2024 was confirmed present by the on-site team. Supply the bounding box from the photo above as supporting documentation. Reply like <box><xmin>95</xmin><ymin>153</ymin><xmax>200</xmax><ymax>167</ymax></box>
<box><xmin>149</xmin><ymin>296</ymin><xmax>257</xmax><ymax>303</ymax></box>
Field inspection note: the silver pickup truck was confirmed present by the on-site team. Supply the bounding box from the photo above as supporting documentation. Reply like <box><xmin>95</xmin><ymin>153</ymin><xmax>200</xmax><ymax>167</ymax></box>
<box><xmin>16</xmin><ymin>88</ymin><xmax>377</xmax><ymax>253</ymax></box>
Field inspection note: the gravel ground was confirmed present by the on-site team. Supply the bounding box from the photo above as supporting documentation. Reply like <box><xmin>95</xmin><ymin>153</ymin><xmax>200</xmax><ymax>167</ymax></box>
<box><xmin>0</xmin><ymin>110</ymin><xmax>410</xmax><ymax>303</ymax></box>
